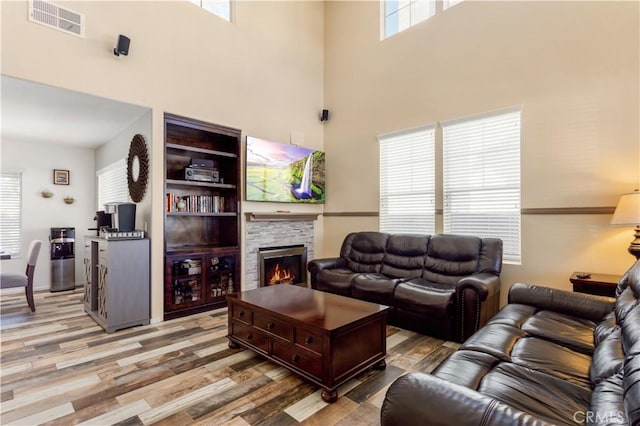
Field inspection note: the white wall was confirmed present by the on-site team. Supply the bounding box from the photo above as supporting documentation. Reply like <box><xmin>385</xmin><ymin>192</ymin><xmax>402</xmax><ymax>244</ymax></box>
<box><xmin>323</xmin><ymin>1</ymin><xmax>640</xmax><ymax>302</ymax></box>
<box><xmin>1</xmin><ymin>0</ymin><xmax>325</xmax><ymax>320</ymax></box>
<box><xmin>95</xmin><ymin>110</ymin><xmax>153</xmax><ymax>234</ymax></box>
<box><xmin>0</xmin><ymin>141</ymin><xmax>95</xmax><ymax>290</ymax></box>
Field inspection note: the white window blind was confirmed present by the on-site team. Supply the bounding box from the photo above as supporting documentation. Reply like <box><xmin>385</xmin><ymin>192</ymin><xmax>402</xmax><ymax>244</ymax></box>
<box><xmin>188</xmin><ymin>0</ymin><xmax>231</xmax><ymax>21</ymax></box>
<box><xmin>383</xmin><ymin>0</ymin><xmax>435</xmax><ymax>39</ymax></box>
<box><xmin>442</xmin><ymin>109</ymin><xmax>521</xmax><ymax>264</ymax></box>
<box><xmin>97</xmin><ymin>159</ymin><xmax>129</xmax><ymax>209</ymax></box>
<box><xmin>379</xmin><ymin>125</ymin><xmax>436</xmax><ymax>234</ymax></box>
<box><xmin>0</xmin><ymin>172</ymin><xmax>22</xmax><ymax>256</ymax></box>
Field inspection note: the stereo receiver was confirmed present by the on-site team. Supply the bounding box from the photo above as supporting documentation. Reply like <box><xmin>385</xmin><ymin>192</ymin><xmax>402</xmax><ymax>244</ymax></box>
<box><xmin>185</xmin><ymin>166</ymin><xmax>219</xmax><ymax>183</ymax></box>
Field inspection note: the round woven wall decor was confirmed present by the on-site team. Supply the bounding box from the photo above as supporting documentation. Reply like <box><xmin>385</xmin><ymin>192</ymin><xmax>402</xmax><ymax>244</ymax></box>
<box><xmin>127</xmin><ymin>134</ymin><xmax>149</xmax><ymax>203</ymax></box>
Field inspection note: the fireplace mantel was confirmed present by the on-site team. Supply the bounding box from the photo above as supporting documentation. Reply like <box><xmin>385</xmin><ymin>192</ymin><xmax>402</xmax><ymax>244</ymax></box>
<box><xmin>245</xmin><ymin>212</ymin><xmax>320</xmax><ymax>222</ymax></box>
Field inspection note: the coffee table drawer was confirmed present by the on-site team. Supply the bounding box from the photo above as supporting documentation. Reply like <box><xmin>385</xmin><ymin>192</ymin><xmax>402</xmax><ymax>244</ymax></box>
<box><xmin>232</xmin><ymin>322</ymin><xmax>269</xmax><ymax>352</ymax></box>
<box><xmin>254</xmin><ymin>312</ymin><xmax>294</xmax><ymax>342</ymax></box>
<box><xmin>232</xmin><ymin>305</ymin><xmax>251</xmax><ymax>325</ymax></box>
<box><xmin>273</xmin><ymin>340</ymin><xmax>322</xmax><ymax>379</ymax></box>
<box><xmin>295</xmin><ymin>328</ymin><xmax>323</xmax><ymax>355</ymax></box>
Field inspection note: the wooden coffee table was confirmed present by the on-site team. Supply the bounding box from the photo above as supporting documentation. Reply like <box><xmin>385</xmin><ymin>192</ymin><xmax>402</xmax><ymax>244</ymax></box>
<box><xmin>226</xmin><ymin>285</ymin><xmax>389</xmax><ymax>402</ymax></box>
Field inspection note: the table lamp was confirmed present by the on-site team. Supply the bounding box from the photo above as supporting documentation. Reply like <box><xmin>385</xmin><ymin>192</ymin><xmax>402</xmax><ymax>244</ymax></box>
<box><xmin>611</xmin><ymin>189</ymin><xmax>640</xmax><ymax>259</ymax></box>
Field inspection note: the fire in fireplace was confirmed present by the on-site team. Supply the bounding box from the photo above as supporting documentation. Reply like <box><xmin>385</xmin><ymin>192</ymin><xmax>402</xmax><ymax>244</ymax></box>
<box><xmin>258</xmin><ymin>245</ymin><xmax>307</xmax><ymax>287</ymax></box>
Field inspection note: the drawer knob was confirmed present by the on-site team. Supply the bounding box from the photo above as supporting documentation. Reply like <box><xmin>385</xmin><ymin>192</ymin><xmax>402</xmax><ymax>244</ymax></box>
<box><xmin>267</xmin><ymin>322</ymin><xmax>275</xmax><ymax>330</ymax></box>
<box><xmin>238</xmin><ymin>311</ymin><xmax>245</xmax><ymax>317</ymax></box>
<box><xmin>305</xmin><ymin>336</ymin><xmax>313</xmax><ymax>344</ymax></box>
<box><xmin>247</xmin><ymin>333</ymin><xmax>253</xmax><ymax>340</ymax></box>
<box><xmin>292</xmin><ymin>354</ymin><xmax>300</xmax><ymax>363</ymax></box>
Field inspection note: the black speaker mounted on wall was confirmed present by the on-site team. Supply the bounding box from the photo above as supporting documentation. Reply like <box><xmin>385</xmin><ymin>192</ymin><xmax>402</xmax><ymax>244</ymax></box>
<box><xmin>320</xmin><ymin>109</ymin><xmax>329</xmax><ymax>122</ymax></box>
<box><xmin>113</xmin><ymin>35</ymin><xmax>130</xmax><ymax>57</ymax></box>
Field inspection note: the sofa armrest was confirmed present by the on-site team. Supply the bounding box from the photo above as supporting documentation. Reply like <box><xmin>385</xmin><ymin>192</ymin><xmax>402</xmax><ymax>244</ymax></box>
<box><xmin>456</xmin><ymin>273</ymin><xmax>502</xmax><ymax>342</ymax></box>
<box><xmin>508</xmin><ymin>283</ymin><xmax>615</xmax><ymax>322</ymax></box>
<box><xmin>457</xmin><ymin>272</ymin><xmax>501</xmax><ymax>301</ymax></box>
<box><xmin>307</xmin><ymin>257</ymin><xmax>347</xmax><ymax>288</ymax></box>
<box><xmin>381</xmin><ymin>373</ymin><xmax>551</xmax><ymax>426</ymax></box>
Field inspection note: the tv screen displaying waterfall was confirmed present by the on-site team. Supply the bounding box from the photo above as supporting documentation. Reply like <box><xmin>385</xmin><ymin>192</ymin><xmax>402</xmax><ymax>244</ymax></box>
<box><xmin>245</xmin><ymin>136</ymin><xmax>326</xmax><ymax>204</ymax></box>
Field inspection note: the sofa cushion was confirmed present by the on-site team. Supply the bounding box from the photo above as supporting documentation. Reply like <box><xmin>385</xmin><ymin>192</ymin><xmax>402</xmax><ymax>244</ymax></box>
<box><xmin>460</xmin><ymin>323</ymin><xmax>527</xmax><ymax>361</ymax></box>
<box><xmin>340</xmin><ymin>232</ymin><xmax>388</xmax><ymax>273</ymax></box>
<box><xmin>393</xmin><ymin>279</ymin><xmax>455</xmax><ymax>315</ymax></box>
<box><xmin>621</xmin><ymin>292</ymin><xmax>640</xmax><ymax>425</ymax></box>
<box><xmin>590</xmin><ymin>328</ymin><xmax>624</xmax><ymax>387</ymax></box>
<box><xmin>520</xmin><ymin>310</ymin><xmax>597</xmax><ymax>355</ymax></box>
<box><xmin>594</xmin><ymin>311</ymin><xmax>618</xmax><ymax>346</ymax></box>
<box><xmin>478</xmin><ymin>363</ymin><xmax>591</xmax><ymax>425</ymax></box>
<box><xmin>381</xmin><ymin>373</ymin><xmax>549</xmax><ymax>426</ymax></box>
<box><xmin>379</xmin><ymin>234</ymin><xmax>429</xmax><ymax>279</ymax></box>
<box><xmin>477</xmin><ymin>237</ymin><xmax>503</xmax><ymax>275</ymax></box>
<box><xmin>433</xmin><ymin>350</ymin><xmax>499</xmax><ymax>389</ymax></box>
<box><xmin>620</xmin><ymin>303</ymin><xmax>640</xmax><ymax>355</ymax></box>
<box><xmin>618</xmin><ymin>277</ymin><xmax>640</xmax><ymax>355</ymax></box>
<box><xmin>589</xmin><ymin>373</ymin><xmax>626</xmax><ymax>426</ymax></box>
<box><xmin>615</xmin><ymin>286</ymin><xmax>638</xmax><ymax>326</ymax></box>
<box><xmin>486</xmin><ymin>303</ymin><xmax>537</xmax><ymax>329</ymax></box>
<box><xmin>623</xmin><ymin>342</ymin><xmax>640</xmax><ymax>426</ymax></box>
<box><xmin>510</xmin><ymin>336</ymin><xmax>592</xmax><ymax>388</ymax></box>
<box><xmin>392</xmin><ymin>279</ymin><xmax>457</xmax><ymax>340</ymax></box>
<box><xmin>351</xmin><ymin>273</ymin><xmax>400</xmax><ymax>306</ymax></box>
<box><xmin>423</xmin><ymin>235</ymin><xmax>482</xmax><ymax>285</ymax></box>
<box><xmin>315</xmin><ymin>268</ymin><xmax>357</xmax><ymax>296</ymax></box>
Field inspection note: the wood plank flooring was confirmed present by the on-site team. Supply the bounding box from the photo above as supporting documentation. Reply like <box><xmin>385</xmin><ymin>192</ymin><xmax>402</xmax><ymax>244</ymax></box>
<box><xmin>0</xmin><ymin>289</ymin><xmax>459</xmax><ymax>425</ymax></box>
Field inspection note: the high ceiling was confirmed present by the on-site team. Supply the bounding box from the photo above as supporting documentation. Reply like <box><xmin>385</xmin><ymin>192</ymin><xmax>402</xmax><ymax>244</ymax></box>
<box><xmin>1</xmin><ymin>75</ymin><xmax>150</xmax><ymax>149</ymax></box>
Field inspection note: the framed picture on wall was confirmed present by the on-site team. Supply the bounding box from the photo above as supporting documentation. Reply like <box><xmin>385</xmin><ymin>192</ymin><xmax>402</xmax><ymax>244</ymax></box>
<box><xmin>53</xmin><ymin>169</ymin><xmax>70</xmax><ymax>185</ymax></box>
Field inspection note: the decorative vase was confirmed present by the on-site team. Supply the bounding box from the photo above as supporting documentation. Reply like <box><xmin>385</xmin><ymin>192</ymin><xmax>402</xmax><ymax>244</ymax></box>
<box><xmin>177</xmin><ymin>199</ymin><xmax>186</xmax><ymax>211</ymax></box>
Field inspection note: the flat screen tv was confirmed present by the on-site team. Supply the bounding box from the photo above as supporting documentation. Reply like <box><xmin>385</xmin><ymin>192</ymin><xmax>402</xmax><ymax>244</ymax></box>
<box><xmin>245</xmin><ymin>136</ymin><xmax>325</xmax><ymax>204</ymax></box>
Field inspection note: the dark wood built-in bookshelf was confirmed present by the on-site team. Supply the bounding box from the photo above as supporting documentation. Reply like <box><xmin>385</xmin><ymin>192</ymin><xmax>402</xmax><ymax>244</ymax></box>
<box><xmin>164</xmin><ymin>113</ymin><xmax>241</xmax><ymax>320</ymax></box>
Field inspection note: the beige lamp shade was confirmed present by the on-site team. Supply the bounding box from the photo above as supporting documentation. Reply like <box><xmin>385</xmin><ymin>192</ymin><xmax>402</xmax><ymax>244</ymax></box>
<box><xmin>611</xmin><ymin>189</ymin><xmax>640</xmax><ymax>259</ymax></box>
<box><xmin>611</xmin><ymin>190</ymin><xmax>640</xmax><ymax>225</ymax></box>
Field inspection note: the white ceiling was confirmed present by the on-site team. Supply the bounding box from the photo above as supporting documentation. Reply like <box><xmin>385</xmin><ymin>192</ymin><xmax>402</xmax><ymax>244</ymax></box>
<box><xmin>1</xmin><ymin>75</ymin><xmax>150</xmax><ymax>149</ymax></box>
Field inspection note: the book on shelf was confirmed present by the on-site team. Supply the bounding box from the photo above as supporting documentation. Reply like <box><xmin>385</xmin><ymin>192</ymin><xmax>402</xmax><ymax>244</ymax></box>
<box><xmin>166</xmin><ymin>193</ymin><xmax>225</xmax><ymax>213</ymax></box>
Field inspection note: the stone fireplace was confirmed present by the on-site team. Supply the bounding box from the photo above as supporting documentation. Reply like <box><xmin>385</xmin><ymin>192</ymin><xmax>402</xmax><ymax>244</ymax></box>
<box><xmin>258</xmin><ymin>245</ymin><xmax>307</xmax><ymax>287</ymax></box>
<box><xmin>245</xmin><ymin>212</ymin><xmax>318</xmax><ymax>290</ymax></box>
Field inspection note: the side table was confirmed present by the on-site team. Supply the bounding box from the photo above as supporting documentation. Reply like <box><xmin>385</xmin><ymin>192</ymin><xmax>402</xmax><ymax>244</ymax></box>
<box><xmin>570</xmin><ymin>272</ymin><xmax>622</xmax><ymax>298</ymax></box>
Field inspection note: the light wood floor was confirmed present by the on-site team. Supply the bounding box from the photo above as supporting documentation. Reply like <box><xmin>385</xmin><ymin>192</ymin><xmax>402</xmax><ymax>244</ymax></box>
<box><xmin>0</xmin><ymin>288</ymin><xmax>458</xmax><ymax>425</ymax></box>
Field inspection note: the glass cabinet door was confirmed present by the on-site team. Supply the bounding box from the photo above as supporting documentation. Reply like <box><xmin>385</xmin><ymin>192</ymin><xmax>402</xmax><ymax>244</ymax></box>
<box><xmin>206</xmin><ymin>254</ymin><xmax>237</xmax><ymax>303</ymax></box>
<box><xmin>167</xmin><ymin>256</ymin><xmax>205</xmax><ymax>309</ymax></box>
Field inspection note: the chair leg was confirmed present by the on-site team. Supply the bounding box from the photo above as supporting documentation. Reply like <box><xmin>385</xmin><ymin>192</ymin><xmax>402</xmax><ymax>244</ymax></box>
<box><xmin>25</xmin><ymin>285</ymin><xmax>35</xmax><ymax>312</ymax></box>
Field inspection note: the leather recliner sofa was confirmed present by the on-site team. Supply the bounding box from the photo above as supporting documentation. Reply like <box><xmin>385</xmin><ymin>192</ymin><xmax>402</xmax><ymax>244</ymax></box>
<box><xmin>380</xmin><ymin>259</ymin><xmax>640</xmax><ymax>426</ymax></box>
<box><xmin>307</xmin><ymin>231</ymin><xmax>503</xmax><ymax>342</ymax></box>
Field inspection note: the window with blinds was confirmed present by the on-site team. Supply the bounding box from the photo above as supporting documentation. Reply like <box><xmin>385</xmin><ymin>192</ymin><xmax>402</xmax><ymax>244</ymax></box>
<box><xmin>97</xmin><ymin>159</ymin><xmax>129</xmax><ymax>209</ymax></box>
<box><xmin>379</xmin><ymin>125</ymin><xmax>436</xmax><ymax>234</ymax></box>
<box><xmin>442</xmin><ymin>108</ymin><xmax>521</xmax><ymax>264</ymax></box>
<box><xmin>0</xmin><ymin>172</ymin><xmax>22</xmax><ymax>256</ymax></box>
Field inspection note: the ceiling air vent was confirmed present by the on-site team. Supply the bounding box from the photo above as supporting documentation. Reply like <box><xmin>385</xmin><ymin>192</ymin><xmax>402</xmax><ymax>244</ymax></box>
<box><xmin>28</xmin><ymin>0</ymin><xmax>85</xmax><ymax>38</ymax></box>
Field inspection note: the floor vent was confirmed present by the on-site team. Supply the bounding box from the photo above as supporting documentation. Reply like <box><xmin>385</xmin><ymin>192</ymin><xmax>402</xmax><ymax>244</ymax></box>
<box><xmin>28</xmin><ymin>0</ymin><xmax>85</xmax><ymax>38</ymax></box>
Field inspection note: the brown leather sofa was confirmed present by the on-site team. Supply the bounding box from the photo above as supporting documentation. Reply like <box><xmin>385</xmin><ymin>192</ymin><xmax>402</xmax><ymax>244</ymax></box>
<box><xmin>381</xmin><ymin>259</ymin><xmax>640</xmax><ymax>426</ymax></box>
<box><xmin>307</xmin><ymin>232</ymin><xmax>503</xmax><ymax>342</ymax></box>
